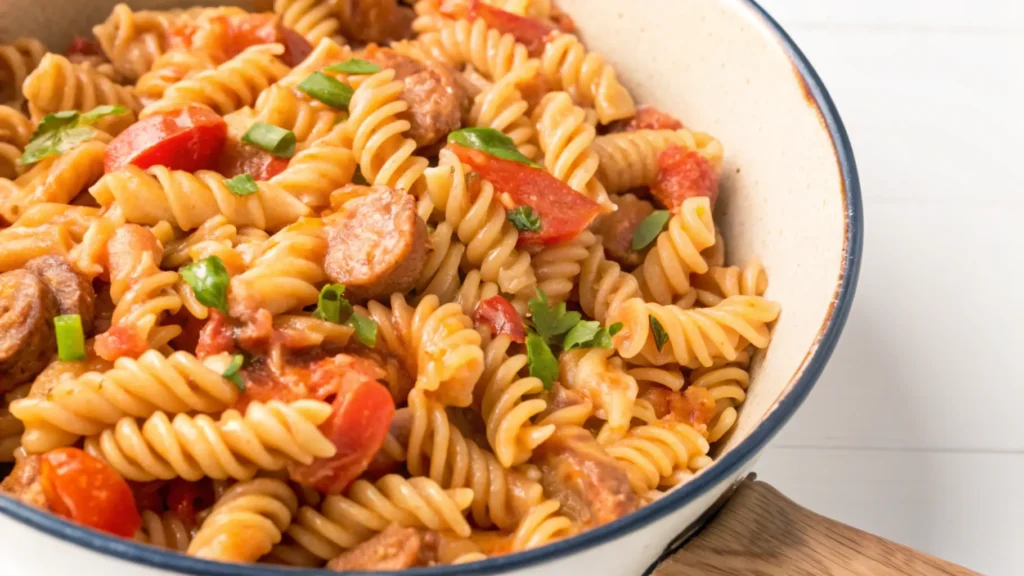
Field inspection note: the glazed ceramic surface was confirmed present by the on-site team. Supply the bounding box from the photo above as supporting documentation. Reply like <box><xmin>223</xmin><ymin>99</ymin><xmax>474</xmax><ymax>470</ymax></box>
<box><xmin>0</xmin><ymin>0</ymin><xmax>862</xmax><ymax>574</ymax></box>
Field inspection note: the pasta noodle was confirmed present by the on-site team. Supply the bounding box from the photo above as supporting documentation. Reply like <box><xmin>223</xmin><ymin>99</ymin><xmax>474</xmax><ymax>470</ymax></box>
<box><xmin>469</xmin><ymin>58</ymin><xmax>540</xmax><ymax>160</ymax></box>
<box><xmin>92</xmin><ymin>3</ymin><xmax>181</xmax><ymax>82</ymax></box>
<box><xmin>188</xmin><ymin>478</ymin><xmax>298</xmax><ymax>562</ymax></box>
<box><xmin>533</xmin><ymin>90</ymin><xmax>610</xmax><ymax>209</ymax></box>
<box><xmin>135</xmin><ymin>51</ymin><xmax>215</xmax><ymax>104</ymax></box>
<box><xmin>22</xmin><ymin>53</ymin><xmax>140</xmax><ymax>130</ymax></box>
<box><xmin>578</xmin><ymin>242</ymin><xmax>642</xmax><ymax>323</ymax></box>
<box><xmin>413</xmin><ymin>213</ymin><xmax>502</xmax><ymax>316</ymax></box>
<box><xmin>136</xmin><ymin>510</ymin><xmax>191</xmax><ymax>551</ymax></box>
<box><xmin>0</xmin><ymin>37</ymin><xmax>47</xmax><ymax>106</ymax></box>
<box><xmin>634</xmin><ymin>197</ymin><xmax>717</xmax><ymax>304</ymax></box>
<box><xmin>559</xmin><ymin>348</ymin><xmax>638</xmax><ymax>444</ymax></box>
<box><xmin>84</xmin><ymin>400</ymin><xmax>335</xmax><ymax>482</ymax></box>
<box><xmin>417</xmin><ymin>17</ymin><xmax>531</xmax><ymax>82</ymax></box>
<box><xmin>273</xmin><ymin>0</ymin><xmax>346</xmax><ymax>45</ymax></box>
<box><xmin>539</xmin><ymin>34</ymin><xmax>635</xmax><ymax>124</ymax></box>
<box><xmin>0</xmin><ymin>137</ymin><xmax>108</xmax><ymax>224</ymax></box>
<box><xmin>693</xmin><ymin>260</ymin><xmax>769</xmax><ymax>307</ymax></box>
<box><xmin>592</xmin><ymin>129</ymin><xmax>723</xmax><ymax>194</ymax></box>
<box><xmin>605</xmin><ymin>420</ymin><xmax>710</xmax><ymax>495</ymax></box>
<box><xmin>690</xmin><ymin>365</ymin><xmax>750</xmax><ymax>443</ymax></box>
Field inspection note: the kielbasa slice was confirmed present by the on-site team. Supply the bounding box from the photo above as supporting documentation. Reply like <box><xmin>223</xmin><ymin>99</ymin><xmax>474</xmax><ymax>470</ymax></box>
<box><xmin>25</xmin><ymin>255</ymin><xmax>96</xmax><ymax>334</ymax></box>
<box><xmin>324</xmin><ymin>186</ymin><xmax>426</xmax><ymax>302</ymax></box>
<box><xmin>326</xmin><ymin>524</ymin><xmax>424</xmax><ymax>571</ymax></box>
<box><xmin>338</xmin><ymin>0</ymin><xmax>415</xmax><ymax>45</ymax></box>
<box><xmin>0</xmin><ymin>270</ymin><xmax>59</xmax><ymax>392</ymax></box>
<box><xmin>593</xmin><ymin>193</ymin><xmax>655</xmax><ymax>268</ymax></box>
<box><xmin>533</xmin><ymin>426</ymin><xmax>639</xmax><ymax>529</ymax></box>
<box><xmin>364</xmin><ymin>46</ymin><xmax>468</xmax><ymax>148</ymax></box>
<box><xmin>0</xmin><ymin>454</ymin><xmax>47</xmax><ymax>510</ymax></box>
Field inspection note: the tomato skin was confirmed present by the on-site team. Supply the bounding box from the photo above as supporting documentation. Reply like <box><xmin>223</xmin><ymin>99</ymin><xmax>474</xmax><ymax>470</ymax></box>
<box><xmin>653</xmin><ymin>146</ymin><xmax>719</xmax><ymax>212</ymax></box>
<box><xmin>290</xmin><ymin>360</ymin><xmax>395</xmax><ymax>494</ymax></box>
<box><xmin>166</xmin><ymin>479</ymin><xmax>215</xmax><ymax>527</ymax></box>
<box><xmin>218</xmin><ymin>141</ymin><xmax>290</xmax><ymax>181</ymax></box>
<box><xmin>94</xmin><ymin>325</ymin><xmax>149</xmax><ymax>362</ymax></box>
<box><xmin>626</xmin><ymin>106</ymin><xmax>683</xmax><ymax>132</ymax></box>
<box><xmin>473</xmin><ymin>295</ymin><xmax>526</xmax><ymax>343</ymax></box>
<box><xmin>129</xmin><ymin>481</ymin><xmax>165</xmax><ymax>514</ymax></box>
<box><xmin>196</xmin><ymin>310</ymin><xmax>237</xmax><ymax>359</ymax></box>
<box><xmin>639</xmin><ymin>385</ymin><xmax>716</xmax><ymax>429</ymax></box>
<box><xmin>104</xmin><ymin>105</ymin><xmax>227</xmax><ymax>174</ymax></box>
<box><xmin>66</xmin><ymin>36</ymin><xmax>103</xmax><ymax>57</ymax></box>
<box><xmin>209</xmin><ymin>14</ymin><xmax>311</xmax><ymax>66</ymax></box>
<box><xmin>450</xmin><ymin>144</ymin><xmax>603</xmax><ymax>246</ymax></box>
<box><xmin>40</xmin><ymin>448</ymin><xmax>141</xmax><ymax>538</ymax></box>
<box><xmin>467</xmin><ymin>0</ymin><xmax>555</xmax><ymax>56</ymax></box>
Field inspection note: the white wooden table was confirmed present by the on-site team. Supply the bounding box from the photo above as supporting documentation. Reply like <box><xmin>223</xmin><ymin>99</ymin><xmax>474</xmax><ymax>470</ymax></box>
<box><xmin>751</xmin><ymin>1</ymin><xmax>1024</xmax><ymax>574</ymax></box>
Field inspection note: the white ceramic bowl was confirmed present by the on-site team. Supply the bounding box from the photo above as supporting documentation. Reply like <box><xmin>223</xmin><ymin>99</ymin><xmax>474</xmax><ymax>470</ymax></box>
<box><xmin>0</xmin><ymin>0</ymin><xmax>862</xmax><ymax>574</ymax></box>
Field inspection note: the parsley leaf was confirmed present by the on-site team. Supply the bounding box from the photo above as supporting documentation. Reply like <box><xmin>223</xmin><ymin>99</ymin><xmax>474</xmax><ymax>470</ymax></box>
<box><xmin>632</xmin><ymin>210</ymin><xmax>671</xmax><ymax>251</ymax></box>
<box><xmin>224</xmin><ymin>173</ymin><xmax>258</xmax><ymax>196</ymax></box>
<box><xmin>222</xmin><ymin>354</ymin><xmax>246</xmax><ymax>391</ymax></box>
<box><xmin>180</xmin><ymin>256</ymin><xmax>230</xmax><ymax>313</ymax></box>
<box><xmin>528</xmin><ymin>289</ymin><xmax>580</xmax><ymax>344</ymax></box>
<box><xmin>563</xmin><ymin>320</ymin><xmax>623</xmax><ymax>350</ymax></box>
<box><xmin>448</xmin><ymin>127</ymin><xmax>540</xmax><ymax>167</ymax></box>
<box><xmin>649</xmin><ymin>315</ymin><xmax>669</xmax><ymax>351</ymax></box>
<box><xmin>21</xmin><ymin>106</ymin><xmax>128</xmax><ymax>166</ymax></box>
<box><xmin>526</xmin><ymin>330</ymin><xmax>559</xmax><ymax>389</ymax></box>
<box><xmin>312</xmin><ymin>284</ymin><xmax>353</xmax><ymax>324</ymax></box>
<box><xmin>507</xmin><ymin>206</ymin><xmax>541</xmax><ymax>232</ymax></box>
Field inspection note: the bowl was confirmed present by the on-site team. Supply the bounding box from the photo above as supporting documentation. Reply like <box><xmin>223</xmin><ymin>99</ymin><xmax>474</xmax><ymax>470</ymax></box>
<box><xmin>0</xmin><ymin>0</ymin><xmax>862</xmax><ymax>574</ymax></box>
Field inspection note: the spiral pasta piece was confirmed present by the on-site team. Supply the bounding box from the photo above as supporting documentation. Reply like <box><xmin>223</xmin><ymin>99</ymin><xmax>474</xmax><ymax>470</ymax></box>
<box><xmin>635</xmin><ymin>197</ymin><xmax>716</xmax><ymax>304</ymax></box>
<box><xmin>188</xmin><ymin>478</ymin><xmax>299</xmax><ymax>563</ymax></box>
<box><xmin>578</xmin><ymin>242</ymin><xmax>641</xmax><ymax>324</ymax></box>
<box><xmin>0</xmin><ymin>37</ymin><xmax>47</xmax><ymax>106</ymax></box>
<box><xmin>540</xmin><ymin>34</ymin><xmax>634</xmax><ymax>124</ymax></box>
<box><xmin>693</xmin><ymin>260</ymin><xmax>768</xmax><ymax>307</ymax></box>
<box><xmin>417</xmin><ymin>17</ymin><xmax>530</xmax><ymax>82</ymax></box>
<box><xmin>414</xmin><ymin>216</ymin><xmax>501</xmax><ymax>316</ymax></box>
<box><xmin>0</xmin><ymin>105</ymin><xmax>33</xmax><ymax>148</ymax></box>
<box><xmin>22</xmin><ymin>53</ymin><xmax>140</xmax><ymax>130</ymax></box>
<box><xmin>252</xmin><ymin>84</ymin><xmax>342</xmax><ymax>149</ymax></box>
<box><xmin>479</xmin><ymin>334</ymin><xmax>555</xmax><ymax>467</ymax></box>
<box><xmin>533</xmin><ymin>90</ymin><xmax>610</xmax><ymax>210</ymax></box>
<box><xmin>610</xmin><ymin>296</ymin><xmax>781</xmax><ymax>368</ymax></box>
<box><xmin>89</xmin><ymin>164</ymin><xmax>311</xmax><ymax>231</ymax></box>
<box><xmin>273</xmin><ymin>0</ymin><xmax>346</xmax><ymax>44</ymax></box>
<box><xmin>142</xmin><ymin>44</ymin><xmax>290</xmax><ymax>117</ymax></box>
<box><xmin>690</xmin><ymin>365</ymin><xmax>750</xmax><ymax>443</ymax></box>
<box><xmin>270</xmin><ymin>475</ymin><xmax>474</xmax><ymax>566</ymax></box>
<box><xmin>0</xmin><ymin>138</ymin><xmax>108</xmax><ymax>224</ymax></box>
<box><xmin>338</xmin><ymin>69</ymin><xmax>428</xmax><ymax>193</ymax></box>
<box><xmin>135</xmin><ymin>51</ymin><xmax>215</xmax><ymax>104</ymax></box>
<box><xmin>592</xmin><ymin>129</ymin><xmax>724</xmax><ymax>194</ymax></box>
<box><xmin>469</xmin><ymin>58</ymin><xmax>540</xmax><ymax>160</ymax></box>
<box><xmin>84</xmin><ymin>400</ymin><xmax>335</xmax><ymax>482</ymax></box>
<box><xmin>406</xmin><ymin>388</ymin><xmax>545</xmax><ymax>530</ymax></box>
<box><xmin>92</xmin><ymin>3</ymin><xmax>181</xmax><ymax>81</ymax></box>
<box><xmin>136</xmin><ymin>510</ymin><xmax>191</xmax><ymax>551</ymax></box>
<box><xmin>268</xmin><ymin>142</ymin><xmax>356</xmax><ymax>208</ymax></box>
<box><xmin>532</xmin><ymin>230</ymin><xmax>598</xmax><ymax>305</ymax></box>
<box><xmin>107</xmin><ymin>242</ymin><xmax>183</xmax><ymax>351</ymax></box>
<box><xmin>509</xmin><ymin>498</ymin><xmax>575</xmax><ymax>552</ymax></box>
<box><xmin>605</xmin><ymin>420</ymin><xmax>710</xmax><ymax>495</ymax></box>
<box><xmin>559</xmin><ymin>348</ymin><xmax>638</xmax><ymax>444</ymax></box>
<box><xmin>362</xmin><ymin>293</ymin><xmax>484</xmax><ymax>407</ymax></box>
<box><xmin>9</xmin><ymin>350</ymin><xmax>240</xmax><ymax>454</ymax></box>
<box><xmin>229</xmin><ymin>217</ymin><xmax>327</xmax><ymax>316</ymax></box>
<box><xmin>424</xmin><ymin>148</ymin><xmax>537</xmax><ymax>302</ymax></box>
<box><xmin>0</xmin><ymin>384</ymin><xmax>30</xmax><ymax>462</ymax></box>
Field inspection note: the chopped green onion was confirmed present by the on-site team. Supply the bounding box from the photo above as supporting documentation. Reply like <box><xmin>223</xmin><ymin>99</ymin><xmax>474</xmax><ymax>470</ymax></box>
<box><xmin>222</xmin><ymin>354</ymin><xmax>246</xmax><ymax>391</ymax></box>
<box><xmin>632</xmin><ymin>210</ymin><xmax>671</xmax><ymax>251</ymax></box>
<box><xmin>347</xmin><ymin>312</ymin><xmax>378</xmax><ymax>347</ymax></box>
<box><xmin>54</xmin><ymin>314</ymin><xmax>86</xmax><ymax>362</ymax></box>
<box><xmin>650</xmin><ymin>315</ymin><xmax>669</xmax><ymax>351</ymax></box>
<box><xmin>507</xmin><ymin>206</ymin><xmax>541</xmax><ymax>232</ymax></box>
<box><xmin>526</xmin><ymin>330</ymin><xmax>559</xmax><ymax>390</ymax></box>
<box><xmin>448</xmin><ymin>127</ymin><xmax>539</xmax><ymax>167</ymax></box>
<box><xmin>242</xmin><ymin>123</ymin><xmax>296</xmax><ymax>158</ymax></box>
<box><xmin>528</xmin><ymin>289</ymin><xmax>580</xmax><ymax>344</ymax></box>
<box><xmin>180</xmin><ymin>256</ymin><xmax>230</xmax><ymax>313</ymax></box>
<box><xmin>312</xmin><ymin>284</ymin><xmax>353</xmax><ymax>324</ymax></box>
<box><xmin>20</xmin><ymin>105</ymin><xmax>127</xmax><ymax>166</ymax></box>
<box><xmin>224</xmin><ymin>173</ymin><xmax>258</xmax><ymax>196</ymax></box>
<box><xmin>324</xmin><ymin>59</ymin><xmax>382</xmax><ymax>75</ymax></box>
<box><xmin>297</xmin><ymin>71</ymin><xmax>354</xmax><ymax>110</ymax></box>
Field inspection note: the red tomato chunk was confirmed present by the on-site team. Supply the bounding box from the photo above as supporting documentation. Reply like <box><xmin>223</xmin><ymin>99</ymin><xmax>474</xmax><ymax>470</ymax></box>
<box><xmin>625</xmin><ymin>106</ymin><xmax>683</xmax><ymax>132</ymax></box>
<box><xmin>104</xmin><ymin>105</ymin><xmax>227</xmax><ymax>173</ymax></box>
<box><xmin>468</xmin><ymin>0</ymin><xmax>555</xmax><ymax>56</ymax></box>
<box><xmin>218</xmin><ymin>140</ymin><xmax>290</xmax><ymax>181</ymax></box>
<box><xmin>473</xmin><ymin>295</ymin><xmax>526</xmax><ymax>343</ymax></box>
<box><xmin>66</xmin><ymin>36</ymin><xmax>103</xmax><ymax>57</ymax></box>
<box><xmin>653</xmin><ymin>145</ymin><xmax>719</xmax><ymax>212</ymax></box>
<box><xmin>450</xmin><ymin>144</ymin><xmax>602</xmax><ymax>246</ymax></box>
<box><xmin>94</xmin><ymin>325</ymin><xmax>149</xmax><ymax>362</ymax></box>
<box><xmin>40</xmin><ymin>448</ymin><xmax>141</xmax><ymax>538</ymax></box>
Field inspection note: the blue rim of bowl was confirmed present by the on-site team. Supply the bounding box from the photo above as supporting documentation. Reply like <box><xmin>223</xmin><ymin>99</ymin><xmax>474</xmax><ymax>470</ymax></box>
<box><xmin>0</xmin><ymin>0</ymin><xmax>863</xmax><ymax>573</ymax></box>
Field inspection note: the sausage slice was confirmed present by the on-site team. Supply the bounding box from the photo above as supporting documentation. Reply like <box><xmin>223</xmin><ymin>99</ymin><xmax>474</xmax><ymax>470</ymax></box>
<box><xmin>0</xmin><ymin>453</ymin><xmax>47</xmax><ymax>510</ymax></box>
<box><xmin>324</xmin><ymin>186</ymin><xmax>427</xmax><ymax>301</ymax></box>
<box><xmin>326</xmin><ymin>524</ymin><xmax>424</xmax><ymax>571</ymax></box>
<box><xmin>533</xmin><ymin>426</ymin><xmax>639</xmax><ymax>529</ymax></box>
<box><xmin>25</xmin><ymin>255</ymin><xmax>96</xmax><ymax>334</ymax></box>
<box><xmin>0</xmin><ymin>270</ymin><xmax>59</xmax><ymax>392</ymax></box>
<box><xmin>593</xmin><ymin>193</ymin><xmax>655</xmax><ymax>269</ymax></box>
<box><xmin>364</xmin><ymin>46</ymin><xmax>468</xmax><ymax>148</ymax></box>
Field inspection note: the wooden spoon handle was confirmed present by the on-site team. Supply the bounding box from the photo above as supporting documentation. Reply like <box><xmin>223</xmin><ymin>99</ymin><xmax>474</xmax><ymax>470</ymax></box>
<box><xmin>654</xmin><ymin>476</ymin><xmax>977</xmax><ymax>576</ymax></box>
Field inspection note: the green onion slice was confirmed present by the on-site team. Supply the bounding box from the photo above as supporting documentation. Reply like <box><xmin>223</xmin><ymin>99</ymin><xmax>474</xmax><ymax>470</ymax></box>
<box><xmin>222</xmin><ymin>354</ymin><xmax>246</xmax><ymax>391</ymax></box>
<box><xmin>242</xmin><ymin>123</ymin><xmax>296</xmax><ymax>158</ymax></box>
<box><xmin>632</xmin><ymin>210</ymin><xmax>671</xmax><ymax>251</ymax></box>
<box><xmin>323</xmin><ymin>59</ymin><xmax>381</xmax><ymax>75</ymax></box>
<box><xmin>54</xmin><ymin>314</ymin><xmax>86</xmax><ymax>362</ymax></box>
<box><xmin>297</xmin><ymin>71</ymin><xmax>354</xmax><ymax>110</ymax></box>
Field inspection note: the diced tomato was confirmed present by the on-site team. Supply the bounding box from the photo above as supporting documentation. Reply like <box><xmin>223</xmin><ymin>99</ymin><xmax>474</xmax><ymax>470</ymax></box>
<box><xmin>274</xmin><ymin>19</ymin><xmax>314</xmax><ymax>67</ymax></box>
<box><xmin>40</xmin><ymin>448</ymin><xmax>141</xmax><ymax>538</ymax></box>
<box><xmin>472</xmin><ymin>295</ymin><xmax>526</xmax><ymax>343</ymax></box>
<box><xmin>166</xmin><ymin>479</ymin><xmax>215</xmax><ymax>527</ymax></box>
<box><xmin>94</xmin><ymin>325</ymin><xmax>149</xmax><ymax>362</ymax></box>
<box><xmin>451</xmin><ymin>144</ymin><xmax>603</xmax><ymax>246</ymax></box>
<box><xmin>104</xmin><ymin>105</ymin><xmax>227</xmax><ymax>174</ymax></box>
<box><xmin>652</xmin><ymin>146</ymin><xmax>719</xmax><ymax>212</ymax></box>
<box><xmin>218</xmin><ymin>140</ymin><xmax>290</xmax><ymax>181</ymax></box>
<box><xmin>128</xmin><ymin>481</ymin><xmax>166</xmax><ymax>514</ymax></box>
<box><xmin>640</xmin><ymin>385</ymin><xmax>716</xmax><ymax>429</ymax></box>
<box><xmin>208</xmin><ymin>13</ymin><xmax>311</xmax><ymax>67</ymax></box>
<box><xmin>167</xmin><ymin>20</ymin><xmax>199</xmax><ymax>51</ymax></box>
<box><xmin>66</xmin><ymin>36</ymin><xmax>103</xmax><ymax>57</ymax></box>
<box><xmin>549</xmin><ymin>4</ymin><xmax>577</xmax><ymax>33</ymax></box>
<box><xmin>626</xmin><ymin>106</ymin><xmax>683</xmax><ymax>132</ymax></box>
<box><xmin>170</xmin><ymin>309</ymin><xmax>205</xmax><ymax>354</ymax></box>
<box><xmin>196</xmin><ymin>309</ymin><xmax>236</xmax><ymax>359</ymax></box>
<box><xmin>467</xmin><ymin>0</ymin><xmax>555</xmax><ymax>56</ymax></box>
<box><xmin>289</xmin><ymin>361</ymin><xmax>395</xmax><ymax>494</ymax></box>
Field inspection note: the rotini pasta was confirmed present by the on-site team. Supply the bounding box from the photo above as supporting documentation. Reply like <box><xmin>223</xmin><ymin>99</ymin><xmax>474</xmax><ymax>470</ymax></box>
<box><xmin>0</xmin><ymin>137</ymin><xmax>108</xmax><ymax>224</ymax></box>
<box><xmin>92</xmin><ymin>3</ymin><xmax>180</xmax><ymax>81</ymax></box>
<box><xmin>693</xmin><ymin>259</ymin><xmax>768</xmax><ymax>307</ymax></box>
<box><xmin>135</xmin><ymin>51</ymin><xmax>215</xmax><ymax>104</ymax></box>
<box><xmin>540</xmin><ymin>34</ymin><xmax>635</xmax><ymax>124</ymax></box>
<box><xmin>136</xmin><ymin>510</ymin><xmax>191</xmax><ymax>551</ymax></box>
<box><xmin>593</xmin><ymin>129</ymin><xmax>724</xmax><ymax>194</ymax></box>
<box><xmin>22</xmin><ymin>53</ymin><xmax>140</xmax><ymax>131</ymax></box>
<box><xmin>559</xmin><ymin>348</ymin><xmax>639</xmax><ymax>444</ymax></box>
<box><xmin>417</xmin><ymin>17</ymin><xmax>530</xmax><ymax>82</ymax></box>
<box><xmin>635</xmin><ymin>197</ymin><xmax>717</xmax><ymax>304</ymax></box>
<box><xmin>605</xmin><ymin>420</ymin><xmax>710</xmax><ymax>495</ymax></box>
<box><xmin>188</xmin><ymin>478</ymin><xmax>298</xmax><ymax>562</ymax></box>
<box><xmin>469</xmin><ymin>58</ymin><xmax>540</xmax><ymax>160</ymax></box>
<box><xmin>533</xmin><ymin>90</ymin><xmax>610</xmax><ymax>209</ymax></box>
<box><xmin>0</xmin><ymin>37</ymin><xmax>47</xmax><ymax>106</ymax></box>
<box><xmin>273</xmin><ymin>0</ymin><xmax>346</xmax><ymax>45</ymax></box>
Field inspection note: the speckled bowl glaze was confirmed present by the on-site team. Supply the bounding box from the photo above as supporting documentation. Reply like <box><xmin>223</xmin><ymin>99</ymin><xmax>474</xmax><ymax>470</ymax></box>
<box><xmin>0</xmin><ymin>0</ymin><xmax>862</xmax><ymax>574</ymax></box>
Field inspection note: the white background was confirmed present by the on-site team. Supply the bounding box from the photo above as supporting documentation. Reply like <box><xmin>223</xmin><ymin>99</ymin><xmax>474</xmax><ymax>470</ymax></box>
<box><xmin>751</xmin><ymin>1</ymin><xmax>1023</xmax><ymax>574</ymax></box>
